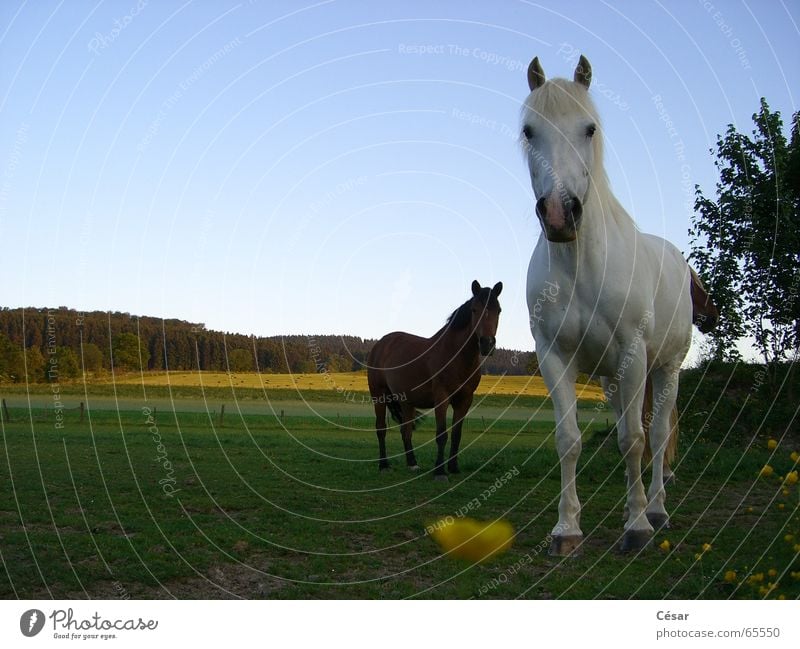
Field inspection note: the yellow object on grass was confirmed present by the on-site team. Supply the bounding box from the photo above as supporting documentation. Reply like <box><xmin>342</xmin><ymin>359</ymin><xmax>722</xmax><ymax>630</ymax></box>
<box><xmin>429</xmin><ymin>517</ymin><xmax>514</xmax><ymax>563</ymax></box>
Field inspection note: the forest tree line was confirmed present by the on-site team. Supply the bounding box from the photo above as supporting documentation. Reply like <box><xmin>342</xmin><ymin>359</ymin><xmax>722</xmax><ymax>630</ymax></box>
<box><xmin>0</xmin><ymin>307</ymin><xmax>535</xmax><ymax>382</ymax></box>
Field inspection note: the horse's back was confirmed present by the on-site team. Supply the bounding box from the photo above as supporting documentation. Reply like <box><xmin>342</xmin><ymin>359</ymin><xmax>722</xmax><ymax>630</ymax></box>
<box><xmin>367</xmin><ymin>331</ymin><xmax>430</xmax><ymax>395</ymax></box>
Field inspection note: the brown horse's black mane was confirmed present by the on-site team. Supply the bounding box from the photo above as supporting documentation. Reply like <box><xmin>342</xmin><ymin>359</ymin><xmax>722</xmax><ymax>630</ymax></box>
<box><xmin>446</xmin><ymin>288</ymin><xmax>499</xmax><ymax>330</ymax></box>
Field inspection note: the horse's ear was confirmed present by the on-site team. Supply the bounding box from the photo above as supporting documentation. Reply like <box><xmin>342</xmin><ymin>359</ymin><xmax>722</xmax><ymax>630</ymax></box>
<box><xmin>492</xmin><ymin>282</ymin><xmax>503</xmax><ymax>297</ymax></box>
<box><xmin>471</xmin><ymin>280</ymin><xmax>482</xmax><ymax>296</ymax></box>
<box><xmin>527</xmin><ymin>57</ymin><xmax>545</xmax><ymax>91</ymax></box>
<box><xmin>574</xmin><ymin>55</ymin><xmax>592</xmax><ymax>89</ymax></box>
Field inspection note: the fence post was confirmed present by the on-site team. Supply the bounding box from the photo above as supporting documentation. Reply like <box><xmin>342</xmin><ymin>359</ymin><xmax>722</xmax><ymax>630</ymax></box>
<box><xmin>79</xmin><ymin>402</ymin><xmax>85</xmax><ymax>423</ymax></box>
<box><xmin>1</xmin><ymin>398</ymin><xmax>9</xmax><ymax>423</ymax></box>
<box><xmin>219</xmin><ymin>404</ymin><xmax>225</xmax><ymax>426</ymax></box>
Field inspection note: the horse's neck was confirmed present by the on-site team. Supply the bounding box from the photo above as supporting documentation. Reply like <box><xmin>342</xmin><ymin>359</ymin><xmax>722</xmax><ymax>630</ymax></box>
<box><xmin>551</xmin><ymin>178</ymin><xmax>637</xmax><ymax>270</ymax></box>
<box><xmin>431</xmin><ymin>323</ymin><xmax>479</xmax><ymax>364</ymax></box>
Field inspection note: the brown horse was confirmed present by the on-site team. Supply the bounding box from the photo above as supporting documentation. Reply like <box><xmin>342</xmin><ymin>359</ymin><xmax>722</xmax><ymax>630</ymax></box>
<box><xmin>367</xmin><ymin>280</ymin><xmax>502</xmax><ymax>480</ymax></box>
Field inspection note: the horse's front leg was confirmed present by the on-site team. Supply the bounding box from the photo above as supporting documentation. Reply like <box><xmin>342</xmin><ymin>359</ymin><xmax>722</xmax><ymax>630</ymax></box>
<box><xmin>433</xmin><ymin>399</ymin><xmax>450</xmax><ymax>482</ymax></box>
<box><xmin>645</xmin><ymin>364</ymin><xmax>681</xmax><ymax>530</ymax></box>
<box><xmin>447</xmin><ymin>393</ymin><xmax>473</xmax><ymax>474</ymax></box>
<box><xmin>539</xmin><ymin>353</ymin><xmax>583</xmax><ymax>556</ymax></box>
<box><xmin>616</xmin><ymin>352</ymin><xmax>653</xmax><ymax>552</ymax></box>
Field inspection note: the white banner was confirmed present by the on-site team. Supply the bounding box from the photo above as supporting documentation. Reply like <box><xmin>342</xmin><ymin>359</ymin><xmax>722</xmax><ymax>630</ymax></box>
<box><xmin>1</xmin><ymin>600</ymin><xmax>798</xmax><ymax>648</ymax></box>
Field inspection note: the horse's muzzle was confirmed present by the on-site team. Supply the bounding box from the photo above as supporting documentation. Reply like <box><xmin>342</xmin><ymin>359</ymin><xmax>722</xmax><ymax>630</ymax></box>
<box><xmin>536</xmin><ymin>194</ymin><xmax>582</xmax><ymax>242</ymax></box>
<box><xmin>479</xmin><ymin>336</ymin><xmax>496</xmax><ymax>356</ymax></box>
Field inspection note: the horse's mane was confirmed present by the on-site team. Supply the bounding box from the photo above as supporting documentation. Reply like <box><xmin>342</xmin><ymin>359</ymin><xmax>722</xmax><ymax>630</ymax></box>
<box><xmin>521</xmin><ymin>78</ymin><xmax>635</xmax><ymax>232</ymax></box>
<box><xmin>446</xmin><ymin>288</ymin><xmax>499</xmax><ymax>330</ymax></box>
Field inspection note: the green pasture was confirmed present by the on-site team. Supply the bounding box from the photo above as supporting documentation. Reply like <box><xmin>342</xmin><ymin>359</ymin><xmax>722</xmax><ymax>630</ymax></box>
<box><xmin>0</xmin><ymin>388</ymin><xmax>798</xmax><ymax>599</ymax></box>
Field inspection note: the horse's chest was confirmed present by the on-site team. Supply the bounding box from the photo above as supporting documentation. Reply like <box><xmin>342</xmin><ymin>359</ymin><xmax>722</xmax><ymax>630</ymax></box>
<box><xmin>529</xmin><ymin>279</ymin><xmax>624</xmax><ymax>372</ymax></box>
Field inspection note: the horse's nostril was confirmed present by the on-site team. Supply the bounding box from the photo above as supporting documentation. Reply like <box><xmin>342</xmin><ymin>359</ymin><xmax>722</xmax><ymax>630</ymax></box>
<box><xmin>536</xmin><ymin>197</ymin><xmax>547</xmax><ymax>218</ymax></box>
<box><xmin>571</xmin><ymin>197</ymin><xmax>583</xmax><ymax>221</ymax></box>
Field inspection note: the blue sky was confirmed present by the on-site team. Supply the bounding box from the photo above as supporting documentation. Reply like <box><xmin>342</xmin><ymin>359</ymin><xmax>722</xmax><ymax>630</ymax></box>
<box><xmin>1</xmin><ymin>0</ymin><xmax>798</xmax><ymax>357</ymax></box>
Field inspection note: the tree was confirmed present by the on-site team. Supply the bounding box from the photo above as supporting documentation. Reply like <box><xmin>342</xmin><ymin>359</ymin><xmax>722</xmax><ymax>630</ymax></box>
<box><xmin>53</xmin><ymin>347</ymin><xmax>80</xmax><ymax>380</ymax></box>
<box><xmin>25</xmin><ymin>346</ymin><xmax>46</xmax><ymax>382</ymax></box>
<box><xmin>80</xmin><ymin>343</ymin><xmax>104</xmax><ymax>374</ymax></box>
<box><xmin>690</xmin><ymin>99</ymin><xmax>800</xmax><ymax>366</ymax></box>
<box><xmin>227</xmin><ymin>348</ymin><xmax>253</xmax><ymax>372</ymax></box>
<box><xmin>0</xmin><ymin>333</ymin><xmax>24</xmax><ymax>382</ymax></box>
<box><xmin>112</xmin><ymin>333</ymin><xmax>150</xmax><ymax>372</ymax></box>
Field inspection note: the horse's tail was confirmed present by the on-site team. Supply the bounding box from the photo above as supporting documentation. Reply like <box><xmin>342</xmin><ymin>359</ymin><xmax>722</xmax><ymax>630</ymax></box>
<box><xmin>386</xmin><ymin>400</ymin><xmax>424</xmax><ymax>431</ymax></box>
<box><xmin>386</xmin><ymin>400</ymin><xmax>404</xmax><ymax>425</ymax></box>
<box><xmin>689</xmin><ymin>266</ymin><xmax>719</xmax><ymax>333</ymax></box>
<box><xmin>642</xmin><ymin>375</ymin><xmax>679</xmax><ymax>472</ymax></box>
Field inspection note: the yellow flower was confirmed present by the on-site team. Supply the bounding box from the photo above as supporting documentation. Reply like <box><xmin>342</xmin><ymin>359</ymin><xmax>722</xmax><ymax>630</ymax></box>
<box><xmin>767</xmin><ymin>439</ymin><xmax>777</xmax><ymax>450</ymax></box>
<box><xmin>791</xmin><ymin>571</ymin><xmax>800</xmax><ymax>581</ymax></box>
<box><xmin>790</xmin><ymin>451</ymin><xmax>799</xmax><ymax>463</ymax></box>
<box><xmin>777</xmin><ymin>503</ymin><xmax>785</xmax><ymax>510</ymax></box>
<box><xmin>778</xmin><ymin>594</ymin><xmax>786</xmax><ymax>600</ymax></box>
<box><xmin>695</xmin><ymin>553</ymin><xmax>702</xmax><ymax>561</ymax></box>
<box><xmin>794</xmin><ymin>544</ymin><xmax>800</xmax><ymax>553</ymax></box>
<box><xmin>724</xmin><ymin>570</ymin><xmax>737</xmax><ymax>583</ymax></box>
<box><xmin>768</xmin><ymin>568</ymin><xmax>778</xmax><ymax>578</ymax></box>
<box><xmin>429</xmin><ymin>517</ymin><xmax>514</xmax><ymax>563</ymax></box>
<box><xmin>702</xmin><ymin>543</ymin><xmax>712</xmax><ymax>552</ymax></box>
<box><xmin>758</xmin><ymin>586</ymin><xmax>769</xmax><ymax>596</ymax></box>
<box><xmin>785</xmin><ymin>534</ymin><xmax>795</xmax><ymax>542</ymax></box>
<box><xmin>746</xmin><ymin>506</ymin><xmax>754</xmax><ymax>513</ymax></box>
<box><xmin>783</xmin><ymin>489</ymin><xmax>790</xmax><ymax>496</ymax></box>
<box><xmin>759</xmin><ymin>465</ymin><xmax>774</xmax><ymax>478</ymax></box>
<box><xmin>784</xmin><ymin>471</ymin><xmax>798</xmax><ymax>485</ymax></box>
<box><xmin>748</xmin><ymin>572</ymin><xmax>764</xmax><ymax>584</ymax></box>
<box><xmin>659</xmin><ymin>539</ymin><xmax>671</xmax><ymax>552</ymax></box>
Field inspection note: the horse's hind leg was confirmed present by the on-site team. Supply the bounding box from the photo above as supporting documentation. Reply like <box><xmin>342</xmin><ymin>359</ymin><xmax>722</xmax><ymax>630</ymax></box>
<box><xmin>642</xmin><ymin>375</ymin><xmax>675</xmax><ymax>486</ymax></box>
<box><xmin>400</xmin><ymin>405</ymin><xmax>419</xmax><ymax>470</ymax></box>
<box><xmin>644</xmin><ymin>364</ymin><xmax>680</xmax><ymax>530</ymax></box>
<box><xmin>374</xmin><ymin>400</ymin><xmax>389</xmax><ymax>471</ymax></box>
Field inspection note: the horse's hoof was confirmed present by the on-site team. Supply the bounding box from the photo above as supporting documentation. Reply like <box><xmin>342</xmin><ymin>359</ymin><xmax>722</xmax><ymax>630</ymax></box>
<box><xmin>647</xmin><ymin>512</ymin><xmax>670</xmax><ymax>530</ymax></box>
<box><xmin>620</xmin><ymin>529</ymin><xmax>653</xmax><ymax>553</ymax></box>
<box><xmin>447</xmin><ymin>465</ymin><xmax>460</xmax><ymax>475</ymax></box>
<box><xmin>433</xmin><ymin>474</ymin><xmax>449</xmax><ymax>483</ymax></box>
<box><xmin>408</xmin><ymin>465</ymin><xmax>421</xmax><ymax>472</ymax></box>
<box><xmin>549</xmin><ymin>535</ymin><xmax>583</xmax><ymax>557</ymax></box>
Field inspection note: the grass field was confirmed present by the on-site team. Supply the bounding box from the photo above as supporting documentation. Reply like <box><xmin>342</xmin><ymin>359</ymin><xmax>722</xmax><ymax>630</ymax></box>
<box><xmin>1</xmin><ymin>381</ymin><xmax>798</xmax><ymax>599</ymax></box>
<box><xmin>113</xmin><ymin>370</ymin><xmax>606</xmax><ymax>401</ymax></box>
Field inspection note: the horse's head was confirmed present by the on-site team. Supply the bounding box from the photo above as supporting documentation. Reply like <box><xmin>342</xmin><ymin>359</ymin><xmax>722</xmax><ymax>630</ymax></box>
<box><xmin>521</xmin><ymin>55</ymin><xmax>600</xmax><ymax>243</ymax></box>
<box><xmin>469</xmin><ymin>280</ymin><xmax>503</xmax><ymax>355</ymax></box>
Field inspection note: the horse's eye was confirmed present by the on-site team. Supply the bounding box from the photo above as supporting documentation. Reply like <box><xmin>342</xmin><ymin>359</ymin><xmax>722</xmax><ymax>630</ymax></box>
<box><xmin>586</xmin><ymin>124</ymin><xmax>596</xmax><ymax>138</ymax></box>
<box><xmin>522</xmin><ymin>125</ymin><xmax>533</xmax><ymax>140</ymax></box>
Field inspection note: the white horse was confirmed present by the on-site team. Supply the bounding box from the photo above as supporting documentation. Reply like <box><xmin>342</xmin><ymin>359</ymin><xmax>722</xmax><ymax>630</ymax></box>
<box><xmin>522</xmin><ymin>56</ymin><xmax>709</xmax><ymax>554</ymax></box>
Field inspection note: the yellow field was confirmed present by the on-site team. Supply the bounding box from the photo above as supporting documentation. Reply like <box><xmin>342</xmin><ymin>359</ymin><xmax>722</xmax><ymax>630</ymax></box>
<box><xmin>115</xmin><ymin>371</ymin><xmax>605</xmax><ymax>401</ymax></box>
